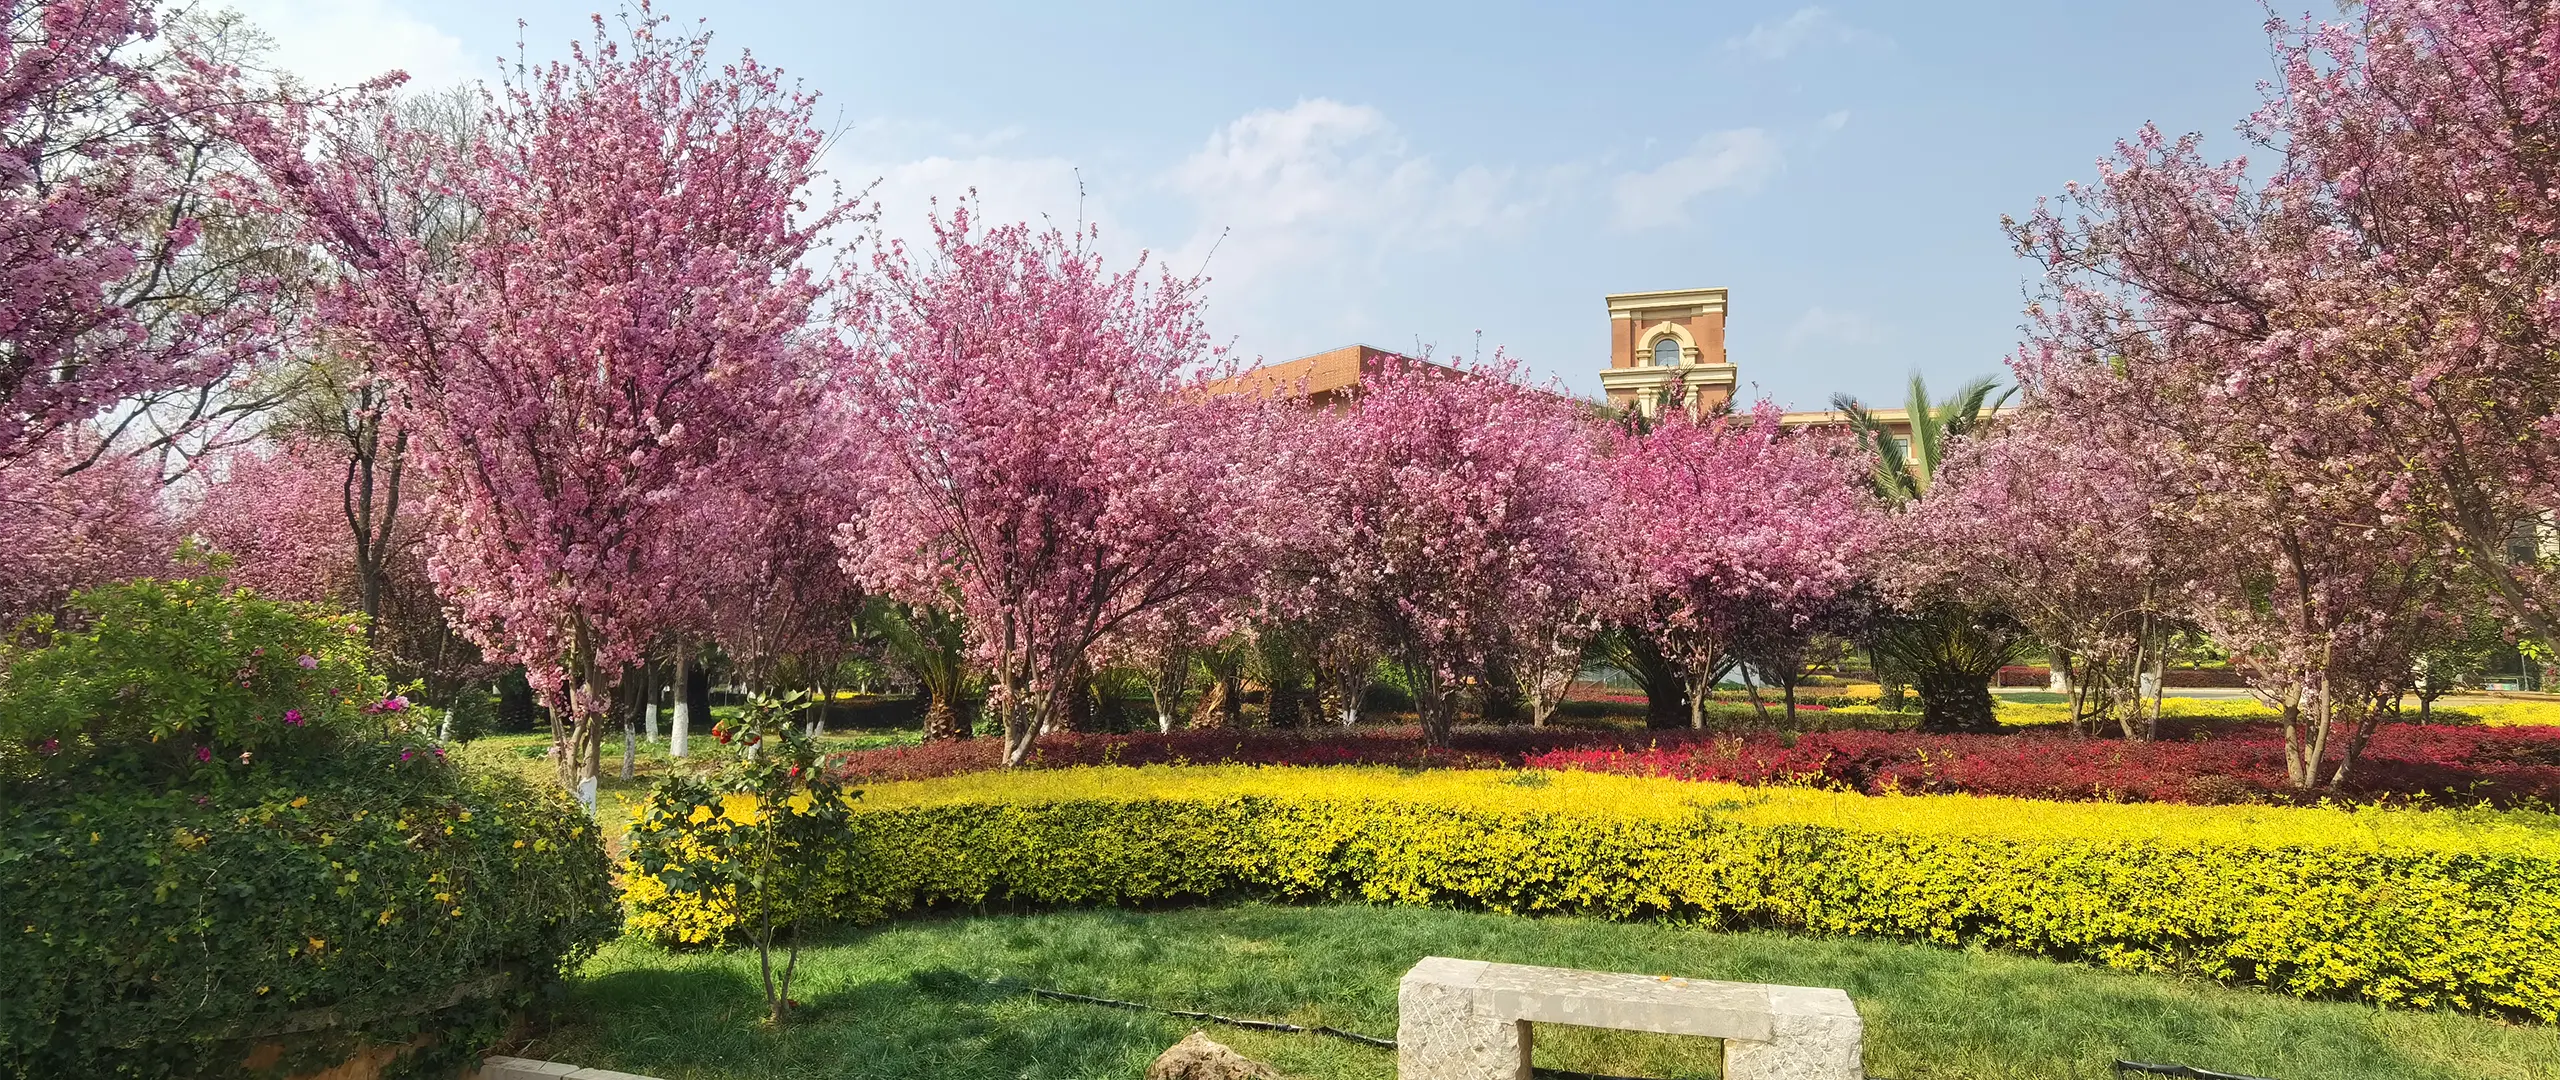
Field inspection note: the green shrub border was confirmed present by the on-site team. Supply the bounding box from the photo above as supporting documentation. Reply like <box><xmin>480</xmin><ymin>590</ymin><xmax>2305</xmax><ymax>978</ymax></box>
<box><xmin>762</xmin><ymin>791</ymin><xmax>2560</xmax><ymax>1021</ymax></box>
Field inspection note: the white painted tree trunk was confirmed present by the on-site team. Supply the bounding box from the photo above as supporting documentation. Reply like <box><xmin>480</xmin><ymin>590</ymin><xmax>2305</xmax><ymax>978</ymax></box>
<box><xmin>645</xmin><ymin>702</ymin><xmax>659</xmax><ymax>742</ymax></box>
<box><xmin>670</xmin><ymin>699</ymin><xmax>691</xmax><ymax>759</ymax></box>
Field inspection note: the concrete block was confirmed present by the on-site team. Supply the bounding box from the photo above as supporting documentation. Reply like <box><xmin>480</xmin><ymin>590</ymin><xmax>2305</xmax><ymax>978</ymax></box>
<box><xmin>471</xmin><ymin>1060</ymin><xmax>582</xmax><ymax>1080</ymax></box>
<box><xmin>1396</xmin><ymin>957</ymin><xmax>1861</xmax><ymax>1080</ymax></box>
<box><xmin>473</xmin><ymin>1058</ymin><xmax>666</xmax><ymax>1080</ymax></box>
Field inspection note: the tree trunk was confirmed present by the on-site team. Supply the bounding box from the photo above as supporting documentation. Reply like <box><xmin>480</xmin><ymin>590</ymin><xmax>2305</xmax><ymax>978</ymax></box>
<box><xmin>670</xmin><ymin>651</ymin><xmax>696</xmax><ymax>759</ymax></box>
<box><xmin>1913</xmin><ymin>671</ymin><xmax>1999</xmax><ymax>733</ymax></box>
<box><xmin>498</xmin><ymin>671</ymin><xmax>537</xmax><ymax>733</ymax></box>
<box><xmin>684</xmin><ymin>651</ymin><xmax>713</xmax><ymax>738</ymax></box>
<box><xmin>1191</xmin><ymin>675</ymin><xmax>1241</xmax><ymax>730</ymax></box>
<box><xmin>1056</xmin><ymin>663</ymin><xmax>1096</xmax><ymax>733</ymax></box>
<box><xmin>1266</xmin><ymin>679</ymin><xmax>1306</xmax><ymax>728</ymax></box>
<box><xmin>922</xmin><ymin>693</ymin><xmax>966</xmax><ymax>741</ymax></box>
<box><xmin>1410</xmin><ymin>661</ymin><xmax>1456</xmax><ymax>747</ymax></box>
<box><xmin>1738</xmin><ymin>664</ymin><xmax>1770</xmax><ymax>725</ymax></box>
<box><xmin>1479</xmin><ymin>656</ymin><xmax>1524</xmax><ymax>725</ymax></box>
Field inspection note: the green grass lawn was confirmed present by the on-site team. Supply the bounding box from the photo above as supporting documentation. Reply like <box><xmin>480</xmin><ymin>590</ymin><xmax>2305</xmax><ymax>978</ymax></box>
<box><xmin>513</xmin><ymin>904</ymin><xmax>2560</xmax><ymax>1080</ymax></box>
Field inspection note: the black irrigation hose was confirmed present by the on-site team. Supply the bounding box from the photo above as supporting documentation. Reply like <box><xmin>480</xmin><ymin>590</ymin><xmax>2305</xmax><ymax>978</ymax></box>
<box><xmin>1029</xmin><ymin>988</ymin><xmax>1397</xmax><ymax>1050</ymax></box>
<box><xmin>1028</xmin><ymin>987</ymin><xmax>1655</xmax><ymax>1080</ymax></box>
<box><xmin>2113</xmin><ymin>1062</ymin><xmax>2281</xmax><ymax>1080</ymax></box>
<box><xmin>1027</xmin><ymin>985</ymin><xmax>2276</xmax><ymax>1080</ymax></box>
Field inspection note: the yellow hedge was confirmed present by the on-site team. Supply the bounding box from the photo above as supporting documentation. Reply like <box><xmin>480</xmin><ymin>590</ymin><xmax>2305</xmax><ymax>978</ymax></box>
<box><xmin>626</xmin><ymin>766</ymin><xmax>2560</xmax><ymax>1020</ymax></box>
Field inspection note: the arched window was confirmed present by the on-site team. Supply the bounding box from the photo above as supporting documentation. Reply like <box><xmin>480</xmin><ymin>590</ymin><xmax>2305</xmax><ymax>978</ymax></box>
<box><xmin>1652</xmin><ymin>336</ymin><xmax>1684</xmax><ymax>367</ymax></box>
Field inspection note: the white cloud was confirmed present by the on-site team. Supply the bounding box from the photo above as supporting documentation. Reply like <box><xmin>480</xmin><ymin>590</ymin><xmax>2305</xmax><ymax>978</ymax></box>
<box><xmin>1820</xmin><ymin>110</ymin><xmax>1852</xmax><ymax>132</ymax></box>
<box><xmin>1725</xmin><ymin>8</ymin><xmax>1880</xmax><ymax>61</ymax></box>
<box><xmin>1610</xmin><ymin>129</ymin><xmax>1781</xmax><ymax>229</ymax></box>
<box><xmin>1167</xmin><ymin>99</ymin><xmax>1541</xmax><ymax>289</ymax></box>
<box><xmin>228</xmin><ymin>0</ymin><xmax>476</xmax><ymax>91</ymax></box>
<box><xmin>1783</xmin><ymin>306</ymin><xmax>1884</xmax><ymax>350</ymax></box>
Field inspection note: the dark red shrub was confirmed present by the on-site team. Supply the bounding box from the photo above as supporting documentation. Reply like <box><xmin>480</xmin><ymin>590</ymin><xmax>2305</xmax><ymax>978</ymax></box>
<box><xmin>825</xmin><ymin>720</ymin><xmax>2560</xmax><ymax>808</ymax></box>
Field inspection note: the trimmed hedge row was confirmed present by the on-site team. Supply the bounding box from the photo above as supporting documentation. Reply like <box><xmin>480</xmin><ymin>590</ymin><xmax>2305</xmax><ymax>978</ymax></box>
<box><xmin>629</xmin><ymin>767</ymin><xmax>2560</xmax><ymax>1020</ymax></box>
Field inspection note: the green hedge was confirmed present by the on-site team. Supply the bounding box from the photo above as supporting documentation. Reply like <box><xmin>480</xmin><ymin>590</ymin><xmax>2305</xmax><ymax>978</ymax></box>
<box><xmin>628</xmin><ymin>767</ymin><xmax>2560</xmax><ymax>1021</ymax></box>
<box><xmin>1</xmin><ymin>752</ymin><xmax>618</xmax><ymax>1079</ymax></box>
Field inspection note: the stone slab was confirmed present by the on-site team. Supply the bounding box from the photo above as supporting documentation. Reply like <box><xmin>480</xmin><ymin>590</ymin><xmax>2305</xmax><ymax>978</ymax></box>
<box><xmin>473</xmin><ymin>1057</ymin><xmax>666</xmax><ymax>1080</ymax></box>
<box><xmin>1396</xmin><ymin>957</ymin><xmax>1862</xmax><ymax>1080</ymax></box>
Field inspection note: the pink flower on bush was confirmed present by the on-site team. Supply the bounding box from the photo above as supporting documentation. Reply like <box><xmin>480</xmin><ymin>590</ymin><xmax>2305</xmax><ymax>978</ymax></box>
<box><xmin>194</xmin><ymin>745</ymin><xmax>212</xmax><ymax>763</ymax></box>
<box><xmin>283</xmin><ymin>709</ymin><xmax>304</xmax><ymax>726</ymax></box>
<box><xmin>296</xmin><ymin>654</ymin><xmax>318</xmax><ymax>669</ymax></box>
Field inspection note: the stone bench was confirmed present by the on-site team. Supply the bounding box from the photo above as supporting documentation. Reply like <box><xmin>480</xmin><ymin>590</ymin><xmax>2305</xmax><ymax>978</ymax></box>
<box><xmin>471</xmin><ymin>1057</ymin><xmax>661</xmax><ymax>1080</ymax></box>
<box><xmin>1397</xmin><ymin>957</ymin><xmax>1863</xmax><ymax>1080</ymax></box>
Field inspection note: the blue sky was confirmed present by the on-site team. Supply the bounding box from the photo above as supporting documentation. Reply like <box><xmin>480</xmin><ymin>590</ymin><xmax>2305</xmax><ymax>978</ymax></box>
<box><xmin>232</xmin><ymin>1</ymin><xmax>2281</xmax><ymax>409</ymax></box>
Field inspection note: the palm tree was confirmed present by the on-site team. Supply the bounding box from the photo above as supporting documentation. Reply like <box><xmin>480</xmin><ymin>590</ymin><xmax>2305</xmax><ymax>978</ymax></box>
<box><xmin>859</xmin><ymin>598</ymin><xmax>973</xmax><ymax>741</ymax></box>
<box><xmin>1829</xmin><ymin>374</ymin><xmax>2014</xmax><ymax>506</ymax></box>
<box><xmin>1835</xmin><ymin>375</ymin><xmax>2025</xmax><ymax>733</ymax></box>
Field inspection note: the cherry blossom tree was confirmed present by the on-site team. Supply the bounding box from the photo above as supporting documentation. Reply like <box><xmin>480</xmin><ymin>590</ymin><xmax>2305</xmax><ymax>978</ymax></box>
<box><xmin>233</xmin><ymin>11</ymin><xmax>853</xmax><ymax>791</ymax></box>
<box><xmin>1294</xmin><ymin>357</ymin><xmax>1610</xmax><ymax>745</ymax></box>
<box><xmin>191</xmin><ymin>434</ymin><xmax>485</xmax><ymax>699</ymax></box>
<box><xmin>838</xmin><ymin>209</ymin><xmax>1284</xmax><ymax>766</ymax></box>
<box><xmin>0</xmin><ymin>436</ymin><xmax>175</xmax><ymax>626</ymax></box>
<box><xmin>1608</xmin><ymin>402</ymin><xmax>1874</xmax><ymax>730</ymax></box>
<box><xmin>693</xmin><ymin>414</ymin><xmax>867</xmax><ymax>702</ymax></box>
<box><xmin>3</xmin><ymin>2</ymin><xmax>295</xmax><ymax>469</ymax></box>
<box><xmin>1894</xmin><ymin>410</ymin><xmax>2194</xmax><ymax>738</ymax></box>
<box><xmin>2011</xmin><ymin>0</ymin><xmax>2560</xmax><ymax>676</ymax></box>
<box><xmin>2013</xmin><ymin>114</ymin><xmax>2458</xmax><ymax>783</ymax></box>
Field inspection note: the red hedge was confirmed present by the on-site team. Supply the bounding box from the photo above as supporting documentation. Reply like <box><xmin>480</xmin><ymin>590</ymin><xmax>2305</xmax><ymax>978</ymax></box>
<box><xmin>828</xmin><ymin>721</ymin><xmax>2560</xmax><ymax>807</ymax></box>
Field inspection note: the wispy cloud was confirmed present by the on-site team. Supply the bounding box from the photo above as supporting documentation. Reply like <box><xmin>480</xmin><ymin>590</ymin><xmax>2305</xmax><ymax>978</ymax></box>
<box><xmin>1610</xmin><ymin>129</ymin><xmax>1782</xmax><ymax>229</ymax></box>
<box><xmin>1725</xmin><ymin>7</ymin><xmax>1884</xmax><ymax>61</ymax></box>
<box><xmin>1783</xmin><ymin>306</ymin><xmax>1885</xmax><ymax>351</ymax></box>
<box><xmin>228</xmin><ymin>0</ymin><xmax>476</xmax><ymax>90</ymax></box>
<box><xmin>1168</xmin><ymin>98</ymin><xmax>1544</xmax><ymax>286</ymax></box>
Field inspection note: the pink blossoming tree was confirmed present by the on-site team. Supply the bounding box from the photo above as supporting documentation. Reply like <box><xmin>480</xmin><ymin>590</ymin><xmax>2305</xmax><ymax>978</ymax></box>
<box><xmin>3</xmin><ymin>1</ymin><xmax>292</xmax><ymax>468</ymax></box>
<box><xmin>0</xmin><ymin>436</ymin><xmax>175</xmax><ymax>626</ymax></box>
<box><xmin>1895</xmin><ymin>409</ymin><xmax>2192</xmax><ymax>738</ymax></box>
<box><xmin>838</xmin><ymin>210</ymin><xmax>1284</xmax><ymax>766</ymax></box>
<box><xmin>2008</xmin><ymin>0</ymin><xmax>2560</xmax><ymax>753</ymax></box>
<box><xmin>1609</xmin><ymin>402</ymin><xmax>1874</xmax><ymax>729</ymax></box>
<box><xmin>1293</xmin><ymin>358</ymin><xmax>1611</xmax><ymax>745</ymax></box>
<box><xmin>2012</xmin><ymin>71</ymin><xmax>2462</xmax><ymax>783</ymax></box>
<box><xmin>235</xmin><ymin>11</ymin><xmax>852</xmax><ymax>790</ymax></box>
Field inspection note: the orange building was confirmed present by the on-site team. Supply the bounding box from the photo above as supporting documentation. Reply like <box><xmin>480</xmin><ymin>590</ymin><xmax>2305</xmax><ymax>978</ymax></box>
<box><xmin>1210</xmin><ymin>287</ymin><xmax>1939</xmax><ymax>448</ymax></box>
<box><xmin>1202</xmin><ymin>344</ymin><xmax>1464</xmax><ymax>408</ymax></box>
<box><xmin>1597</xmin><ymin>286</ymin><xmax>1736</xmax><ymax>416</ymax></box>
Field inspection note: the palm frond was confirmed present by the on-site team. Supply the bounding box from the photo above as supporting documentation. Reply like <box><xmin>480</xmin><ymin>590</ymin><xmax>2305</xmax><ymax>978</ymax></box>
<box><xmin>1830</xmin><ymin>392</ymin><xmax>1918</xmax><ymax>504</ymax></box>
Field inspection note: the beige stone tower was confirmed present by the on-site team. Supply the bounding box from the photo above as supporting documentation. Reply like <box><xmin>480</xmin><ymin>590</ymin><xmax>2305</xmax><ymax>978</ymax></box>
<box><xmin>1598</xmin><ymin>287</ymin><xmax>1737</xmax><ymax>415</ymax></box>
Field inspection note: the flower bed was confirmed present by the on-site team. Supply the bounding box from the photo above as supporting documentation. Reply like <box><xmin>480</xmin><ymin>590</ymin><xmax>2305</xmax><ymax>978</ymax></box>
<box><xmin>826</xmin><ymin>721</ymin><xmax>2560</xmax><ymax>807</ymax></box>
<box><xmin>627</xmin><ymin>766</ymin><xmax>2560</xmax><ymax>1020</ymax></box>
<box><xmin>1527</xmin><ymin>723</ymin><xmax>2560</xmax><ymax>806</ymax></box>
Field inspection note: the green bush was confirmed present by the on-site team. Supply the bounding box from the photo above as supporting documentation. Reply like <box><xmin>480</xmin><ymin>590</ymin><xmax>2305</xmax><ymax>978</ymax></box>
<box><xmin>628</xmin><ymin>767</ymin><xmax>2560</xmax><ymax>1021</ymax></box>
<box><xmin>0</xmin><ymin>763</ymin><xmax>616</xmax><ymax>1078</ymax></box>
<box><xmin>0</xmin><ymin>575</ymin><xmax>392</xmax><ymax>785</ymax></box>
<box><xmin>0</xmin><ymin>577</ymin><xmax>620</xmax><ymax>1078</ymax></box>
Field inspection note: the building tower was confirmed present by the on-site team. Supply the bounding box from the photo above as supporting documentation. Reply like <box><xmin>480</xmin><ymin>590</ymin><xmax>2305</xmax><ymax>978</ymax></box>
<box><xmin>1597</xmin><ymin>287</ymin><xmax>1736</xmax><ymax>416</ymax></box>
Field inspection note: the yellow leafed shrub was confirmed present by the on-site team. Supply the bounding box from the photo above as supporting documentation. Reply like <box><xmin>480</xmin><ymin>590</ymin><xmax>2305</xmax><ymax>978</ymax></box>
<box><xmin>624</xmin><ymin>766</ymin><xmax>2560</xmax><ymax>1020</ymax></box>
